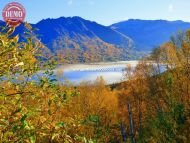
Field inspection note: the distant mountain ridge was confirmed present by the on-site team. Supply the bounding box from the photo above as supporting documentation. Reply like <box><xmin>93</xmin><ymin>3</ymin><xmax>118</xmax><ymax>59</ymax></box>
<box><xmin>32</xmin><ymin>16</ymin><xmax>134</xmax><ymax>63</ymax></box>
<box><xmin>111</xmin><ymin>19</ymin><xmax>190</xmax><ymax>51</ymax></box>
<box><xmin>34</xmin><ymin>16</ymin><xmax>134</xmax><ymax>51</ymax></box>
<box><xmin>0</xmin><ymin>17</ymin><xmax>134</xmax><ymax>63</ymax></box>
<box><xmin>1</xmin><ymin>17</ymin><xmax>190</xmax><ymax>62</ymax></box>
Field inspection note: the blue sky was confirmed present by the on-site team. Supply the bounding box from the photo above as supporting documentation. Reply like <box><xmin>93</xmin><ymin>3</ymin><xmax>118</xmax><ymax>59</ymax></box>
<box><xmin>0</xmin><ymin>0</ymin><xmax>190</xmax><ymax>25</ymax></box>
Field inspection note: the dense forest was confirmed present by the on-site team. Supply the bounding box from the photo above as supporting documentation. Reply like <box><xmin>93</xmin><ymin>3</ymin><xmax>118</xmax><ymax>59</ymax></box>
<box><xmin>0</xmin><ymin>23</ymin><xmax>190</xmax><ymax>143</ymax></box>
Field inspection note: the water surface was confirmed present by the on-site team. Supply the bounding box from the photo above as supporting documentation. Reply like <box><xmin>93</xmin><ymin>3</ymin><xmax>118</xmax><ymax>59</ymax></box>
<box><xmin>55</xmin><ymin>61</ymin><xmax>139</xmax><ymax>84</ymax></box>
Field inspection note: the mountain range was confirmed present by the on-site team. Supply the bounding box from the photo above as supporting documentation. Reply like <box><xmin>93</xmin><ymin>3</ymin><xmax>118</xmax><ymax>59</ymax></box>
<box><xmin>111</xmin><ymin>19</ymin><xmax>190</xmax><ymax>51</ymax></box>
<box><xmin>1</xmin><ymin>17</ymin><xmax>190</xmax><ymax>63</ymax></box>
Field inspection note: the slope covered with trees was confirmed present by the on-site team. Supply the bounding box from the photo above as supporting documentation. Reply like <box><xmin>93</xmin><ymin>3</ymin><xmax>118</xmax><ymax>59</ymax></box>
<box><xmin>0</xmin><ymin>17</ymin><xmax>134</xmax><ymax>63</ymax></box>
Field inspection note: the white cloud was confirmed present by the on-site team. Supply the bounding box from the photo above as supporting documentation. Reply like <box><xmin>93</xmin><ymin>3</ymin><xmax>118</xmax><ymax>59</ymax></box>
<box><xmin>168</xmin><ymin>4</ymin><xmax>174</xmax><ymax>13</ymax></box>
<box><xmin>68</xmin><ymin>0</ymin><xmax>73</xmax><ymax>5</ymax></box>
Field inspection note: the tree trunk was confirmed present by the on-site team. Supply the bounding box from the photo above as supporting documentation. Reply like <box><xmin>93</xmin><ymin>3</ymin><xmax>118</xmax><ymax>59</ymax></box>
<box><xmin>128</xmin><ymin>102</ymin><xmax>136</xmax><ymax>143</ymax></box>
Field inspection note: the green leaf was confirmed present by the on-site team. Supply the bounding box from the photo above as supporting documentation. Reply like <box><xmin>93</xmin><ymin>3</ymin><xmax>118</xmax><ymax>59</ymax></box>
<box><xmin>12</xmin><ymin>125</ymin><xmax>19</xmax><ymax>132</ymax></box>
<box><xmin>88</xmin><ymin>115</ymin><xmax>100</xmax><ymax>123</ymax></box>
<box><xmin>20</xmin><ymin>114</ymin><xmax>27</xmax><ymax>123</ymax></box>
<box><xmin>56</xmin><ymin>122</ymin><xmax>65</xmax><ymax>127</ymax></box>
<box><xmin>50</xmin><ymin>79</ymin><xmax>57</xmax><ymax>82</ymax></box>
<box><xmin>30</xmin><ymin>135</ymin><xmax>36</xmax><ymax>143</ymax></box>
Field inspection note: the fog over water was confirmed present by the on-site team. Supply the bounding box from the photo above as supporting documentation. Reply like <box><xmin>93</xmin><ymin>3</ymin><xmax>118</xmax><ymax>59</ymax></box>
<box><xmin>54</xmin><ymin>61</ymin><xmax>139</xmax><ymax>84</ymax></box>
